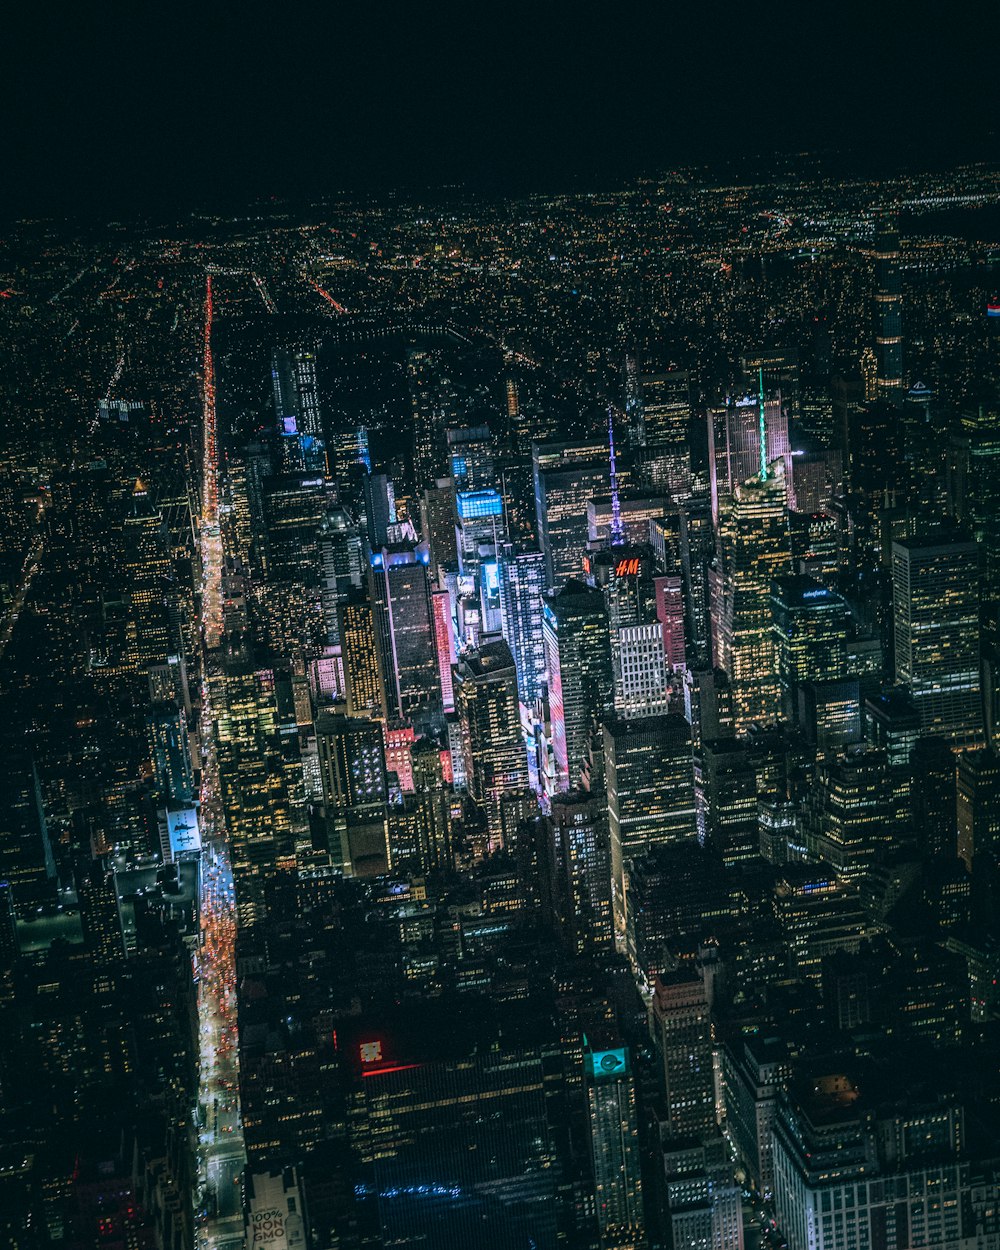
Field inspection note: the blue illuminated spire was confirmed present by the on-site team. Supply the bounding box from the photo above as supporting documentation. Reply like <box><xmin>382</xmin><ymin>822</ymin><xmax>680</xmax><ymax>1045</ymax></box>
<box><xmin>758</xmin><ymin>364</ymin><xmax>767</xmax><ymax>482</ymax></box>
<box><xmin>608</xmin><ymin>405</ymin><xmax>625</xmax><ymax>546</ymax></box>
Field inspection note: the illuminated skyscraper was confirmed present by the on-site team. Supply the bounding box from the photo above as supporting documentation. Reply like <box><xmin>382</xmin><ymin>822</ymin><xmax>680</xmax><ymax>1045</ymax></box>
<box><xmin>651</xmin><ymin>971</ymin><xmax>715</xmax><ymax>1139</ymax></box>
<box><xmin>550</xmin><ymin>789</ymin><xmax>613</xmax><ymax>952</ymax></box>
<box><xmin>543</xmin><ymin>579</ymin><xmax>613</xmax><ymax>792</ymax></box>
<box><xmin>272</xmin><ymin>343</ymin><xmax>326</xmax><ymax>473</ymax></box>
<box><xmin>802</xmin><ymin>746</ymin><xmax>893</xmax><ymax>879</ymax></box>
<box><xmin>771</xmin><ymin>575</ymin><xmax>849</xmax><ymax>722</ymax></box>
<box><xmin>454</xmin><ymin>640</ymin><xmax>529</xmax><ymax>849</ymax></box>
<box><xmin>605</xmin><ymin>712</ymin><xmax>696</xmax><ymax>941</ymax></box>
<box><xmin>892</xmin><ymin>534</ymin><xmax>982</xmax><ymax>746</ymax></box>
<box><xmin>497</xmin><ymin>543</ymin><xmax>547</xmax><ymax>705</ymax></box>
<box><xmin>208</xmin><ymin>636</ymin><xmax>304</xmax><ymax>926</ymax></box>
<box><xmin>534</xmin><ymin>440</ymin><xmax>631</xmax><ymax>586</ymax></box>
<box><xmin>708</xmin><ymin>390</ymin><xmax>790</xmax><ymax>521</ymax></box>
<box><xmin>368</xmin><ymin>542</ymin><xmax>443</xmax><ymax>731</ymax></box>
<box><xmin>123</xmin><ymin>479</ymin><xmax>174</xmax><ymax>671</ymax></box>
<box><xmin>630</xmin><ymin>368</ymin><xmax>692</xmax><ymax>499</ymax></box>
<box><xmin>261</xmin><ymin>472</ymin><xmax>326</xmax><ymax>657</ymax></box>
<box><xmin>874</xmin><ymin>212</ymin><xmax>904</xmax><ymax>398</ymax></box>
<box><xmin>713</xmin><ymin>461</ymin><xmax>793</xmax><ymax>732</ymax></box>
<box><xmin>338</xmin><ymin>592</ymin><xmax>382</xmax><ymax>719</ymax></box>
<box><xmin>315</xmin><ymin>710</ymin><xmax>389</xmax><ymax>877</ymax></box>
<box><xmin>583</xmin><ymin>1039</ymin><xmax>645</xmax><ymax>1249</ymax></box>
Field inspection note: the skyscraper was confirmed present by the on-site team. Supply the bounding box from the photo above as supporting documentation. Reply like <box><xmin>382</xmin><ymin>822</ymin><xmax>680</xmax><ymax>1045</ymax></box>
<box><xmin>543</xmin><ymin>579</ymin><xmax>613</xmax><ymax>793</ymax></box>
<box><xmin>583</xmin><ymin>1039</ymin><xmax>645</xmax><ymax>1249</ymax></box>
<box><xmin>713</xmin><ymin>461</ymin><xmax>793</xmax><ymax>732</ymax></box>
<box><xmin>605</xmin><ymin>712</ymin><xmax>696</xmax><ymax>942</ymax></box>
<box><xmin>272</xmin><ymin>343</ymin><xmax>326</xmax><ymax>473</ymax></box>
<box><xmin>123</xmin><ymin>478</ymin><xmax>174</xmax><ymax>671</ymax></box>
<box><xmin>368</xmin><ymin>542</ymin><xmax>443</xmax><ymax>731</ymax></box>
<box><xmin>650</xmin><ymin>970</ymin><xmax>715</xmax><ymax>1140</ymax></box>
<box><xmin>338</xmin><ymin>592</ymin><xmax>383</xmax><ymax>719</ymax></box>
<box><xmin>629</xmin><ymin>368</ymin><xmax>692</xmax><ymax>500</ymax></box>
<box><xmin>534</xmin><ymin>440</ymin><xmax>630</xmax><ymax>587</ymax></box>
<box><xmin>315</xmin><ymin>709</ymin><xmax>389</xmax><ymax>877</ymax></box>
<box><xmin>454</xmin><ymin>640</ymin><xmax>529</xmax><ymax>849</ymax></box>
<box><xmin>892</xmin><ymin>534</ymin><xmax>982</xmax><ymax>746</ymax></box>
<box><xmin>771</xmin><ymin>575</ymin><xmax>849</xmax><ymax>722</ymax></box>
<box><xmin>497</xmin><ymin>543</ymin><xmax>547</xmax><ymax>705</ymax></box>
<box><xmin>874</xmin><ymin>212</ymin><xmax>904</xmax><ymax>398</ymax></box>
<box><xmin>956</xmin><ymin>747</ymin><xmax>1000</xmax><ymax>871</ymax></box>
<box><xmin>802</xmin><ymin>746</ymin><xmax>893</xmax><ymax>879</ymax></box>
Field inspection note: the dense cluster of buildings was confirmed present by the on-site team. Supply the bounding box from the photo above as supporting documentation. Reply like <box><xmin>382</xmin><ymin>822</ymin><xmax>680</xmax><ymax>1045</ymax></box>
<box><xmin>1</xmin><ymin>165</ymin><xmax>1000</xmax><ymax>1249</ymax></box>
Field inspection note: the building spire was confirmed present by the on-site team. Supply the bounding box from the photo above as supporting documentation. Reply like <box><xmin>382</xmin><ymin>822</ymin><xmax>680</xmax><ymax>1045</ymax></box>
<box><xmin>608</xmin><ymin>405</ymin><xmax>625</xmax><ymax>546</ymax></box>
<box><xmin>758</xmin><ymin>364</ymin><xmax>768</xmax><ymax>482</ymax></box>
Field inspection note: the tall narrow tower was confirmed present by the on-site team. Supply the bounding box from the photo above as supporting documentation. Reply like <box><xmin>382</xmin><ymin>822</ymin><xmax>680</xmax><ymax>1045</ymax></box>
<box><xmin>874</xmin><ymin>212</ymin><xmax>904</xmax><ymax>398</ymax></box>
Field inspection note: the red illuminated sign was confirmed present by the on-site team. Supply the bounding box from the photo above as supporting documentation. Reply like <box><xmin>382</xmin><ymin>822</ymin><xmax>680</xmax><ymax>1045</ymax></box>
<box><xmin>614</xmin><ymin>558</ymin><xmax>641</xmax><ymax>577</ymax></box>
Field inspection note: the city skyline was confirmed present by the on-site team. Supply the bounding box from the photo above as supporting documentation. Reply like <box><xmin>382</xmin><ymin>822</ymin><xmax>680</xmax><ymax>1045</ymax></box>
<box><xmin>2</xmin><ymin>13</ymin><xmax>1000</xmax><ymax>1250</ymax></box>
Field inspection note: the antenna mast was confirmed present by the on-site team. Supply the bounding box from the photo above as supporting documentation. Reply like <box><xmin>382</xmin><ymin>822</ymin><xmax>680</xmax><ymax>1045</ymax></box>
<box><xmin>608</xmin><ymin>405</ymin><xmax>625</xmax><ymax>546</ymax></box>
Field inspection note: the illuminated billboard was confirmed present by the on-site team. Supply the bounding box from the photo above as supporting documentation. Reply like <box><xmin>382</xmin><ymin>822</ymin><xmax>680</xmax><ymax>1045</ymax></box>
<box><xmin>587</xmin><ymin>1047</ymin><xmax>629</xmax><ymax>1080</ymax></box>
<box><xmin>166</xmin><ymin>807</ymin><xmax>201</xmax><ymax>859</ymax></box>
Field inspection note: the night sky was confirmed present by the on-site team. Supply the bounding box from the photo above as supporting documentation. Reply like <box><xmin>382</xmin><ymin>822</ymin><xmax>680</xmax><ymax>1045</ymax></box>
<box><xmin>5</xmin><ymin>2</ymin><xmax>998</xmax><ymax>217</ymax></box>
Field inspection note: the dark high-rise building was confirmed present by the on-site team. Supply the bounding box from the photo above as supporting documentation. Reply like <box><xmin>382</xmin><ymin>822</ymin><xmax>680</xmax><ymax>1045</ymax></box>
<box><xmin>549</xmin><ymin>789</ymin><xmax>613</xmax><ymax>952</ymax></box>
<box><xmin>956</xmin><ymin>747</ymin><xmax>1000</xmax><ymax>871</ymax></box>
<box><xmin>123</xmin><ymin>478</ymin><xmax>174</xmax><ymax>671</ymax></box>
<box><xmin>357</xmin><ymin>1036</ymin><xmax>573</xmax><ymax>1250</ymax></box>
<box><xmin>629</xmin><ymin>368</ymin><xmax>692</xmax><ymax>500</ymax></box>
<box><xmin>315</xmin><ymin>709</ymin><xmax>389</xmax><ymax>877</ymax></box>
<box><xmin>874</xmin><ymin>212</ymin><xmax>904</xmax><ymax>398</ymax></box>
<box><xmin>864</xmin><ymin>688</ymin><xmax>921</xmax><ymax>833</ymax></box>
<box><xmin>543</xmin><ymin>579</ymin><xmax>613</xmax><ymax>793</ymax></box>
<box><xmin>771</xmin><ymin>575</ymin><xmax>849</xmax><ymax>722</ymax></box>
<box><xmin>408</xmin><ymin>347</ymin><xmax>457</xmax><ymax>488</ymax></box>
<box><xmin>651</xmin><ymin>970</ymin><xmax>715</xmax><ymax>1141</ymax></box>
<box><xmin>892</xmin><ymin>534</ymin><xmax>982</xmax><ymax>746</ymax></box>
<box><xmin>583</xmin><ymin>1038</ymin><xmax>645</xmax><ymax>1249</ymax></box>
<box><xmin>909</xmin><ymin>735</ymin><xmax>958</xmax><ymax>859</ymax></box>
<box><xmin>605</xmin><ymin>712</ymin><xmax>696</xmax><ymax>943</ymax></box>
<box><xmin>368</xmin><ymin>542</ymin><xmax>443</xmax><ymax>731</ymax></box>
<box><xmin>696</xmin><ymin>736</ymin><xmax>759</xmax><ymax>867</ymax></box>
<box><xmin>261</xmin><ymin>472</ymin><xmax>326</xmax><ymax>656</ymax></box>
<box><xmin>272</xmin><ymin>344</ymin><xmax>326</xmax><ymax>473</ymax></box>
<box><xmin>454</xmin><ymin>640</ymin><xmax>529</xmax><ymax>849</ymax></box>
<box><xmin>146</xmin><ymin>701</ymin><xmax>195</xmax><ymax>809</ymax></box>
<box><xmin>802</xmin><ymin>747</ymin><xmax>893</xmax><ymax>879</ymax></box>
<box><xmin>0</xmin><ymin>753</ymin><xmax>55</xmax><ymax>917</ymax></box>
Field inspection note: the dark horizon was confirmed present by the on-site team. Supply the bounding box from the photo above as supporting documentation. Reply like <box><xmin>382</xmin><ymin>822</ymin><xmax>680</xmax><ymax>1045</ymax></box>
<box><xmin>6</xmin><ymin>3</ymin><xmax>999</xmax><ymax>219</ymax></box>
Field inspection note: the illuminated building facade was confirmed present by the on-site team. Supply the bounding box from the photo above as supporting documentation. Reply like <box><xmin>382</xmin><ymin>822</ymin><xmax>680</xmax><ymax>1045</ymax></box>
<box><xmin>454</xmin><ymin>640</ymin><xmax>529</xmax><ymax>848</ymax></box>
<box><xmin>714</xmin><ymin>462</ymin><xmax>793</xmax><ymax>732</ymax></box>
<box><xmin>368</xmin><ymin>543</ymin><xmax>443</xmax><ymax>731</ymax></box>
<box><xmin>892</xmin><ymin>534</ymin><xmax>982</xmax><ymax>746</ymax></box>
<box><xmin>543</xmin><ymin>579</ymin><xmax>613</xmax><ymax>793</ymax></box>
<box><xmin>874</xmin><ymin>212</ymin><xmax>904</xmax><ymax>398</ymax></box>
<box><xmin>771</xmin><ymin>575</ymin><xmax>849</xmax><ymax>722</ymax></box>
<box><xmin>584</xmin><ymin>1040</ymin><xmax>645</xmax><ymax>1249</ymax></box>
<box><xmin>605</xmin><ymin>712</ymin><xmax>696</xmax><ymax>942</ymax></box>
<box><xmin>497</xmin><ymin>543</ymin><xmax>547</xmax><ymax>705</ymax></box>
